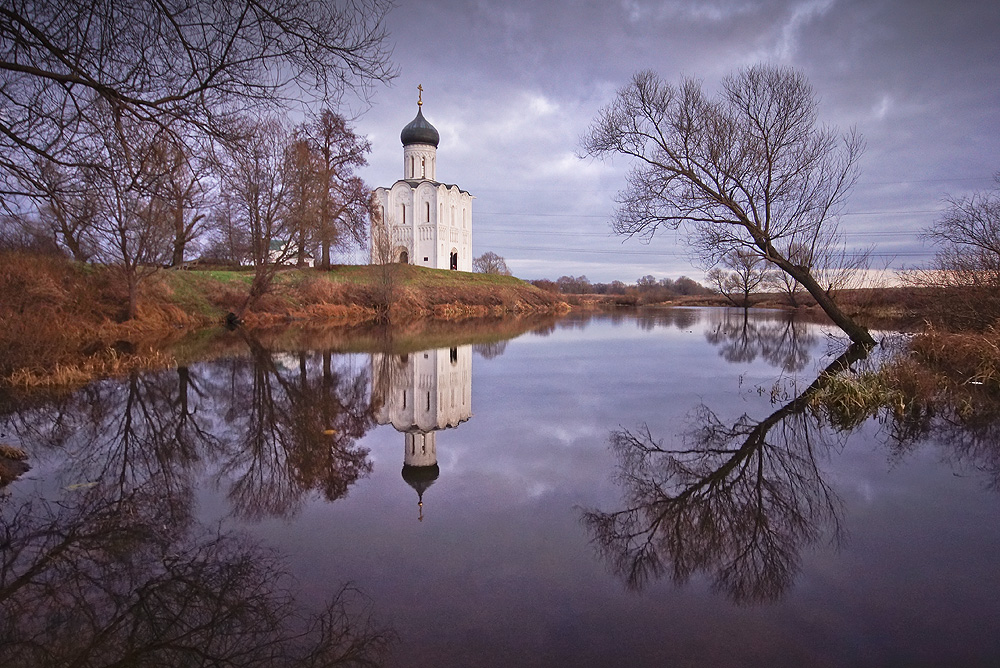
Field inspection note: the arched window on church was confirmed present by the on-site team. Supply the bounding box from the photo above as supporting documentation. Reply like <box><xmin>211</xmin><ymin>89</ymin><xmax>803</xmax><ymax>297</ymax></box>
<box><xmin>421</xmin><ymin>157</ymin><xmax>426</xmax><ymax>178</ymax></box>
<box><xmin>401</xmin><ymin>204</ymin><xmax>405</xmax><ymax>225</ymax></box>
<box><xmin>409</xmin><ymin>157</ymin><xmax>414</xmax><ymax>178</ymax></box>
<box><xmin>425</xmin><ymin>201</ymin><xmax>430</xmax><ymax>222</ymax></box>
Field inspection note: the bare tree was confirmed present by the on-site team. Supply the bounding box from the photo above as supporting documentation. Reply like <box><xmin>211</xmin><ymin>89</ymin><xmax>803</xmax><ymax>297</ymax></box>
<box><xmin>154</xmin><ymin>137</ymin><xmax>210</xmax><ymax>267</ymax></box>
<box><xmin>301</xmin><ymin>110</ymin><xmax>373</xmax><ymax>269</ymax></box>
<box><xmin>87</xmin><ymin>106</ymin><xmax>175</xmax><ymax>319</ymax></box>
<box><xmin>706</xmin><ymin>249</ymin><xmax>774</xmax><ymax>308</ymax></box>
<box><xmin>910</xmin><ymin>176</ymin><xmax>1000</xmax><ymax>328</ymax></box>
<box><xmin>212</xmin><ymin>117</ymin><xmax>294</xmax><ymax>315</ymax></box>
<box><xmin>26</xmin><ymin>161</ymin><xmax>99</xmax><ymax>261</ymax></box>
<box><xmin>473</xmin><ymin>251</ymin><xmax>512</xmax><ymax>275</ymax></box>
<box><xmin>582</xmin><ymin>65</ymin><xmax>874</xmax><ymax>345</ymax></box>
<box><xmin>204</xmin><ymin>196</ymin><xmax>252</xmax><ymax>266</ymax></box>
<box><xmin>369</xmin><ymin>202</ymin><xmax>400</xmax><ymax>322</ymax></box>
<box><xmin>0</xmin><ymin>0</ymin><xmax>395</xmax><ymax>206</ymax></box>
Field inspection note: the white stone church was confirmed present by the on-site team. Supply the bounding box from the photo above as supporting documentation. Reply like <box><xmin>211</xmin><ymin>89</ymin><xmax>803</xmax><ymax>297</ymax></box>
<box><xmin>371</xmin><ymin>91</ymin><xmax>473</xmax><ymax>270</ymax></box>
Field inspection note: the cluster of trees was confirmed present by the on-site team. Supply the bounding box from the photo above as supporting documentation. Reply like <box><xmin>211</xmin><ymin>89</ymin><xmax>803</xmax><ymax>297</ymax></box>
<box><xmin>472</xmin><ymin>251</ymin><xmax>512</xmax><ymax>275</ymax></box>
<box><xmin>0</xmin><ymin>0</ymin><xmax>395</xmax><ymax>318</ymax></box>
<box><xmin>530</xmin><ymin>274</ymin><xmax>711</xmax><ymax>299</ymax></box>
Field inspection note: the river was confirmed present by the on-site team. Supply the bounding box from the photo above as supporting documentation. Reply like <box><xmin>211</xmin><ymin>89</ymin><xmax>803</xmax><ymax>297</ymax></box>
<box><xmin>2</xmin><ymin>308</ymin><xmax>998</xmax><ymax>666</ymax></box>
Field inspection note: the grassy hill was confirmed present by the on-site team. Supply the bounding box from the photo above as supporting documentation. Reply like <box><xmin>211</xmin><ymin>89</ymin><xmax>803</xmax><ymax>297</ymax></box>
<box><xmin>0</xmin><ymin>252</ymin><xmax>566</xmax><ymax>385</ymax></box>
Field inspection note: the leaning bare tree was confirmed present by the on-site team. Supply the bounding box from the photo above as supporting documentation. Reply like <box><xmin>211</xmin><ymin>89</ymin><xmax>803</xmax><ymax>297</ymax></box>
<box><xmin>582</xmin><ymin>65</ymin><xmax>874</xmax><ymax>346</ymax></box>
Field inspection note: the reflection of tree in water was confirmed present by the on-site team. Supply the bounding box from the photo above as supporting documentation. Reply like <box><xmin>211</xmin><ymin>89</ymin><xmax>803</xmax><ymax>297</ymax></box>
<box><xmin>473</xmin><ymin>339</ymin><xmax>508</xmax><ymax>359</ymax></box>
<box><xmin>216</xmin><ymin>334</ymin><xmax>376</xmax><ymax>520</ymax></box>
<box><xmin>585</xmin><ymin>346</ymin><xmax>868</xmax><ymax>603</ymax></box>
<box><xmin>2</xmin><ymin>335</ymin><xmax>378</xmax><ymax>523</ymax></box>
<box><xmin>0</xmin><ymin>485</ymin><xmax>393</xmax><ymax>667</ymax></box>
<box><xmin>0</xmin><ymin>339</ymin><xmax>392</xmax><ymax>665</ymax></box>
<box><xmin>3</xmin><ymin>368</ymin><xmax>218</xmax><ymax>523</ymax></box>
<box><xmin>705</xmin><ymin>309</ymin><xmax>816</xmax><ymax>371</ymax></box>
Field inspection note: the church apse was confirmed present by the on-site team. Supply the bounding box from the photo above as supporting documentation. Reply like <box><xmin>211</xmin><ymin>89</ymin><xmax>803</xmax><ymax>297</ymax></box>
<box><xmin>371</xmin><ymin>345</ymin><xmax>473</xmax><ymax>520</ymax></box>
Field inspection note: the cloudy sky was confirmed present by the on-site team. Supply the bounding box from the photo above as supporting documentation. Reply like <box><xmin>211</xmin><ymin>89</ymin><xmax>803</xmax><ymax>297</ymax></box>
<box><xmin>352</xmin><ymin>0</ymin><xmax>999</xmax><ymax>284</ymax></box>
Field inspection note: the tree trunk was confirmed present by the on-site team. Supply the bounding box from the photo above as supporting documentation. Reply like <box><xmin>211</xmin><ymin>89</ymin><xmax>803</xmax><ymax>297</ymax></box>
<box><xmin>171</xmin><ymin>239</ymin><xmax>185</xmax><ymax>267</ymax></box>
<box><xmin>787</xmin><ymin>264</ymin><xmax>875</xmax><ymax>346</ymax></box>
<box><xmin>171</xmin><ymin>203</ymin><xmax>186</xmax><ymax>267</ymax></box>
<box><xmin>126</xmin><ymin>272</ymin><xmax>139</xmax><ymax>321</ymax></box>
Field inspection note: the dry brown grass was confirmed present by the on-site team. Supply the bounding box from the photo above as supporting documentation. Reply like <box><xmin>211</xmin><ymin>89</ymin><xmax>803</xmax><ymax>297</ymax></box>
<box><xmin>0</xmin><ymin>253</ymin><xmax>566</xmax><ymax>387</ymax></box>
<box><xmin>0</xmin><ymin>252</ymin><xmax>196</xmax><ymax>385</ymax></box>
<box><xmin>0</xmin><ymin>443</ymin><xmax>27</xmax><ymax>460</ymax></box>
<box><xmin>809</xmin><ymin>328</ymin><xmax>1000</xmax><ymax>433</ymax></box>
<box><xmin>5</xmin><ymin>349</ymin><xmax>176</xmax><ymax>389</ymax></box>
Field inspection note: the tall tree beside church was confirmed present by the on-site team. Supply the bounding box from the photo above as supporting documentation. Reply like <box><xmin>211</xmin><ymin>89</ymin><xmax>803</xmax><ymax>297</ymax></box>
<box><xmin>212</xmin><ymin>116</ymin><xmax>293</xmax><ymax>315</ymax></box>
<box><xmin>155</xmin><ymin>137</ymin><xmax>209</xmax><ymax>267</ymax></box>
<box><xmin>301</xmin><ymin>110</ymin><xmax>372</xmax><ymax>269</ymax></box>
<box><xmin>284</xmin><ymin>132</ymin><xmax>321</xmax><ymax>267</ymax></box>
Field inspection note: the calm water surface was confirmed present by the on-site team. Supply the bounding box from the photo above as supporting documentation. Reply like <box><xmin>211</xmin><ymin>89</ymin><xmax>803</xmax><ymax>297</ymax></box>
<box><xmin>2</xmin><ymin>309</ymin><xmax>999</xmax><ymax>666</ymax></box>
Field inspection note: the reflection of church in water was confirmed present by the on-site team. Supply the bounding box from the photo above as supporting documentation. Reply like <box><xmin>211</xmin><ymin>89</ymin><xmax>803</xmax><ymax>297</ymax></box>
<box><xmin>372</xmin><ymin>346</ymin><xmax>472</xmax><ymax>520</ymax></box>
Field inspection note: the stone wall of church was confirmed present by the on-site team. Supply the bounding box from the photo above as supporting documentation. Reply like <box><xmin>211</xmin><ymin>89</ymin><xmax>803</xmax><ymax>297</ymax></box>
<box><xmin>403</xmin><ymin>143</ymin><xmax>437</xmax><ymax>180</ymax></box>
<box><xmin>372</xmin><ymin>182</ymin><xmax>473</xmax><ymax>271</ymax></box>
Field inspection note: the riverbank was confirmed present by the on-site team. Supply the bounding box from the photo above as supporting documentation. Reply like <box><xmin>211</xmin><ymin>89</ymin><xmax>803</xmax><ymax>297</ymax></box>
<box><xmin>0</xmin><ymin>252</ymin><xmax>567</xmax><ymax>387</ymax></box>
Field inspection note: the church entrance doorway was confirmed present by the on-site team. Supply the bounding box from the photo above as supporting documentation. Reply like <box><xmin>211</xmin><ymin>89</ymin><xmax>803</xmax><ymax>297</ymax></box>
<box><xmin>399</xmin><ymin>250</ymin><xmax>409</xmax><ymax>264</ymax></box>
<box><xmin>449</xmin><ymin>251</ymin><xmax>458</xmax><ymax>270</ymax></box>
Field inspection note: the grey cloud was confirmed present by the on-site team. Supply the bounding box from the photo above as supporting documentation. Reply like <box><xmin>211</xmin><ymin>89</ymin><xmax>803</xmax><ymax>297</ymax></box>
<box><xmin>356</xmin><ymin>0</ymin><xmax>1000</xmax><ymax>282</ymax></box>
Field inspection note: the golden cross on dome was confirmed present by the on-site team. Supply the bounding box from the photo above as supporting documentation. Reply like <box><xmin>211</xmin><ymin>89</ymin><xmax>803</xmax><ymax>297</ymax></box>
<box><xmin>417</xmin><ymin>84</ymin><xmax>423</xmax><ymax>106</ymax></box>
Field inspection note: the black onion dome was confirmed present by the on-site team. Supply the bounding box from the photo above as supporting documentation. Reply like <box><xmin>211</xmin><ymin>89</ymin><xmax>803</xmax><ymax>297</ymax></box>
<box><xmin>400</xmin><ymin>107</ymin><xmax>439</xmax><ymax>147</ymax></box>
<box><xmin>401</xmin><ymin>463</ymin><xmax>440</xmax><ymax>496</ymax></box>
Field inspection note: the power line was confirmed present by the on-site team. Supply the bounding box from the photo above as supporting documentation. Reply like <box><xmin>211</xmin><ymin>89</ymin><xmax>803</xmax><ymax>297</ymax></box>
<box><xmin>476</xmin><ymin>208</ymin><xmax>942</xmax><ymax>219</ymax></box>
<box><xmin>486</xmin><ymin>244</ymin><xmax>929</xmax><ymax>259</ymax></box>
<box><xmin>476</xmin><ymin>226</ymin><xmax>920</xmax><ymax>238</ymax></box>
<box><xmin>471</xmin><ymin>175</ymin><xmax>993</xmax><ymax>194</ymax></box>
